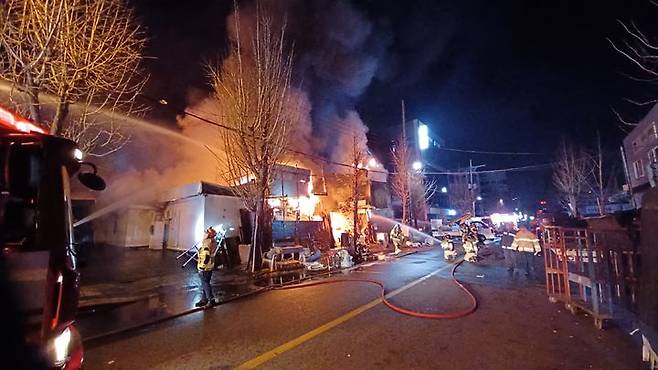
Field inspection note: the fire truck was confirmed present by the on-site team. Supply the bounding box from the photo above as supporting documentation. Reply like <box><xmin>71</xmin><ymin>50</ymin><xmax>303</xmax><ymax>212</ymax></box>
<box><xmin>0</xmin><ymin>105</ymin><xmax>105</xmax><ymax>369</ymax></box>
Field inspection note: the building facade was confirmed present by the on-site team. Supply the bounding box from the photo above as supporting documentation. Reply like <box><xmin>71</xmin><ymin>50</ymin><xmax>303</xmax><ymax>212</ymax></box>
<box><xmin>478</xmin><ymin>172</ymin><xmax>511</xmax><ymax>214</ymax></box>
<box><xmin>623</xmin><ymin>104</ymin><xmax>658</xmax><ymax>208</ymax></box>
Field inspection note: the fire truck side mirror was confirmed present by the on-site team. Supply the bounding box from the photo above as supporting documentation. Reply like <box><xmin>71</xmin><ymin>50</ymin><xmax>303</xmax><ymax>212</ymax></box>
<box><xmin>78</xmin><ymin>172</ymin><xmax>105</xmax><ymax>191</ymax></box>
<box><xmin>77</xmin><ymin>162</ymin><xmax>106</xmax><ymax>191</ymax></box>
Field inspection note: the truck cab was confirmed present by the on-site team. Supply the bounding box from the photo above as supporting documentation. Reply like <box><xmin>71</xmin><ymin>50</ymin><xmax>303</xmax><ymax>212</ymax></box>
<box><xmin>0</xmin><ymin>106</ymin><xmax>104</xmax><ymax>369</ymax></box>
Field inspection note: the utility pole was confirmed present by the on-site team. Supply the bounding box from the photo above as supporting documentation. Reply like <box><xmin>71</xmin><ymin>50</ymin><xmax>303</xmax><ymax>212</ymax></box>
<box><xmin>620</xmin><ymin>145</ymin><xmax>637</xmax><ymax>209</ymax></box>
<box><xmin>402</xmin><ymin>99</ymin><xmax>414</xmax><ymax>227</ymax></box>
<box><xmin>469</xmin><ymin>159</ymin><xmax>485</xmax><ymax>216</ymax></box>
<box><xmin>469</xmin><ymin>159</ymin><xmax>474</xmax><ymax>215</ymax></box>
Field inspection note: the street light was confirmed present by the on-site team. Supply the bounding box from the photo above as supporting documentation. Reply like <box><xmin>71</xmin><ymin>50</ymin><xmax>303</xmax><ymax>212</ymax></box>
<box><xmin>412</xmin><ymin>160</ymin><xmax>423</xmax><ymax>171</ymax></box>
<box><xmin>441</xmin><ymin>186</ymin><xmax>448</xmax><ymax>193</ymax></box>
<box><xmin>476</xmin><ymin>196</ymin><xmax>483</xmax><ymax>201</ymax></box>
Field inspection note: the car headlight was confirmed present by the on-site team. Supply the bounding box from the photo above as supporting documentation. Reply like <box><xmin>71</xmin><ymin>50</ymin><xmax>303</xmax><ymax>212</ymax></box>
<box><xmin>46</xmin><ymin>326</ymin><xmax>72</xmax><ymax>367</ymax></box>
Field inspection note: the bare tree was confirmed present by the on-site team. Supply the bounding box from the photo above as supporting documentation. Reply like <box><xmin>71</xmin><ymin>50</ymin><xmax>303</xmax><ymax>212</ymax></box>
<box><xmin>587</xmin><ymin>133</ymin><xmax>606</xmax><ymax>215</ymax></box>
<box><xmin>448</xmin><ymin>172</ymin><xmax>472</xmax><ymax>216</ymax></box>
<box><xmin>0</xmin><ymin>0</ymin><xmax>147</xmax><ymax>156</ymax></box>
<box><xmin>390</xmin><ymin>134</ymin><xmax>411</xmax><ymax>224</ymax></box>
<box><xmin>607</xmin><ymin>6</ymin><xmax>658</xmax><ymax>128</ymax></box>
<box><xmin>553</xmin><ymin>140</ymin><xmax>590</xmax><ymax>217</ymax></box>
<box><xmin>585</xmin><ymin>133</ymin><xmax>621</xmax><ymax>216</ymax></box>
<box><xmin>342</xmin><ymin>135</ymin><xmax>368</xmax><ymax>249</ymax></box>
<box><xmin>410</xmin><ymin>172</ymin><xmax>435</xmax><ymax>223</ymax></box>
<box><xmin>208</xmin><ymin>7</ymin><xmax>297</xmax><ymax>272</ymax></box>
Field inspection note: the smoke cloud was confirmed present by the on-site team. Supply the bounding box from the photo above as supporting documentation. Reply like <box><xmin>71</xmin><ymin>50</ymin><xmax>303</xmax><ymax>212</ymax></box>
<box><xmin>89</xmin><ymin>106</ymin><xmax>221</xmax><ymax>208</ymax></box>
<box><xmin>89</xmin><ymin>0</ymin><xmax>395</xmax><ymax>207</ymax></box>
<box><xmin>227</xmin><ymin>0</ymin><xmax>391</xmax><ymax>168</ymax></box>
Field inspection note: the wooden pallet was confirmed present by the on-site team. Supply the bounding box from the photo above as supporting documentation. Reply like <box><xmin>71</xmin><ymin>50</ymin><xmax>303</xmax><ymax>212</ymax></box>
<box><xmin>565</xmin><ymin>299</ymin><xmax>613</xmax><ymax>330</ymax></box>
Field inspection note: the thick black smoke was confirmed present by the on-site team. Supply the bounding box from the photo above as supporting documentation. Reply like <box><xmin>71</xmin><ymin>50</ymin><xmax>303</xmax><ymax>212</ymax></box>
<box><xmin>228</xmin><ymin>0</ymin><xmax>392</xmax><ymax>164</ymax></box>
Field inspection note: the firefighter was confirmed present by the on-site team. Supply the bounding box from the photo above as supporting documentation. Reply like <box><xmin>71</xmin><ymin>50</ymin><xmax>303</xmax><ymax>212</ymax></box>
<box><xmin>196</xmin><ymin>227</ymin><xmax>218</xmax><ymax>308</ymax></box>
<box><xmin>458</xmin><ymin>222</ymin><xmax>475</xmax><ymax>262</ymax></box>
<box><xmin>390</xmin><ymin>224</ymin><xmax>404</xmax><ymax>254</ymax></box>
<box><xmin>462</xmin><ymin>228</ymin><xmax>479</xmax><ymax>262</ymax></box>
<box><xmin>441</xmin><ymin>234</ymin><xmax>456</xmax><ymax>261</ymax></box>
<box><xmin>509</xmin><ymin>226</ymin><xmax>542</xmax><ymax>277</ymax></box>
<box><xmin>501</xmin><ymin>226</ymin><xmax>518</xmax><ymax>273</ymax></box>
<box><xmin>469</xmin><ymin>223</ymin><xmax>479</xmax><ymax>241</ymax></box>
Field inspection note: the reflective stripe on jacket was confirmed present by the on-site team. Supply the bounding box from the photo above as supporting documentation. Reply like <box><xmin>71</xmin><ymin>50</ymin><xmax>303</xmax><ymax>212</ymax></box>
<box><xmin>197</xmin><ymin>238</ymin><xmax>215</xmax><ymax>271</ymax></box>
<box><xmin>511</xmin><ymin>238</ymin><xmax>541</xmax><ymax>253</ymax></box>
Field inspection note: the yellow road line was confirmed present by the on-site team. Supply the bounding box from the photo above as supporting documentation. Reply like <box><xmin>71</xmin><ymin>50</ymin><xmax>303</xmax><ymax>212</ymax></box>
<box><xmin>235</xmin><ymin>263</ymin><xmax>454</xmax><ymax>369</ymax></box>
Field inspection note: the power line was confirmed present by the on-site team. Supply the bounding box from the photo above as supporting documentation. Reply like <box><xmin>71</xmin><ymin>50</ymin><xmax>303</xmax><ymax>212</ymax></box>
<box><xmin>435</xmin><ymin>146</ymin><xmax>546</xmax><ymax>156</ymax></box>
<box><xmin>142</xmin><ymin>95</ymin><xmax>556</xmax><ymax>177</ymax></box>
<box><xmin>422</xmin><ymin>162</ymin><xmax>552</xmax><ymax>175</ymax></box>
<box><xmin>143</xmin><ymin>96</ymin><xmax>391</xmax><ymax>174</ymax></box>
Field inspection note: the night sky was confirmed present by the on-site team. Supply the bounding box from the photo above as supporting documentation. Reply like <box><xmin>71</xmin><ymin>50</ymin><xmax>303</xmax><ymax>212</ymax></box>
<box><xmin>132</xmin><ymin>0</ymin><xmax>658</xmax><ymax>208</ymax></box>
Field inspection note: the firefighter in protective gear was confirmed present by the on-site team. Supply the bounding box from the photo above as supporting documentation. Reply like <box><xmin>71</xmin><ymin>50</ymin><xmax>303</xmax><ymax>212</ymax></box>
<box><xmin>461</xmin><ymin>223</ymin><xmax>479</xmax><ymax>262</ymax></box>
<box><xmin>390</xmin><ymin>224</ymin><xmax>404</xmax><ymax>254</ymax></box>
<box><xmin>441</xmin><ymin>234</ymin><xmax>457</xmax><ymax>261</ymax></box>
<box><xmin>196</xmin><ymin>227</ymin><xmax>218</xmax><ymax>308</ymax></box>
<box><xmin>501</xmin><ymin>227</ymin><xmax>518</xmax><ymax>273</ymax></box>
<box><xmin>509</xmin><ymin>226</ymin><xmax>542</xmax><ymax>276</ymax></box>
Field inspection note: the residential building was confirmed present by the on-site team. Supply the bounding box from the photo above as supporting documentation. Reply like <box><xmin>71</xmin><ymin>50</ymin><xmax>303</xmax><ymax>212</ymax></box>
<box><xmin>622</xmin><ymin>104</ymin><xmax>658</xmax><ymax>208</ymax></box>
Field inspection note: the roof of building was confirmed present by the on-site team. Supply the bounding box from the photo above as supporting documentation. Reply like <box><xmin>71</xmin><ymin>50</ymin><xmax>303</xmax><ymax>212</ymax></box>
<box><xmin>162</xmin><ymin>181</ymin><xmax>236</xmax><ymax>202</ymax></box>
<box><xmin>623</xmin><ymin>102</ymin><xmax>658</xmax><ymax>145</ymax></box>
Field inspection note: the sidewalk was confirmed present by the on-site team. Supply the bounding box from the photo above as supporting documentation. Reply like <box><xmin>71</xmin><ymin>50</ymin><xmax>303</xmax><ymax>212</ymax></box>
<box><xmin>76</xmin><ymin>245</ymin><xmax>260</xmax><ymax>340</ymax></box>
<box><xmin>75</xmin><ymin>244</ymin><xmax>422</xmax><ymax>341</ymax></box>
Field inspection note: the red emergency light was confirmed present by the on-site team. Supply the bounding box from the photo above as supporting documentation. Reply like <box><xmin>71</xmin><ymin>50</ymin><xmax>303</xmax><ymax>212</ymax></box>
<box><xmin>0</xmin><ymin>105</ymin><xmax>46</xmax><ymax>134</ymax></box>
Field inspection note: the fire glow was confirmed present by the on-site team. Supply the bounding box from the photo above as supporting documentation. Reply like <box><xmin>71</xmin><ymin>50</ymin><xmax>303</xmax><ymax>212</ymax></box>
<box><xmin>268</xmin><ymin>175</ymin><xmax>321</xmax><ymax>221</ymax></box>
<box><xmin>329</xmin><ymin>211</ymin><xmax>349</xmax><ymax>246</ymax></box>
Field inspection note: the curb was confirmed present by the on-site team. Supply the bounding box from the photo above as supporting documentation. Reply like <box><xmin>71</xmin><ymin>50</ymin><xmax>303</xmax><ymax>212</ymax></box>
<box><xmin>81</xmin><ymin>248</ymin><xmax>426</xmax><ymax>345</ymax></box>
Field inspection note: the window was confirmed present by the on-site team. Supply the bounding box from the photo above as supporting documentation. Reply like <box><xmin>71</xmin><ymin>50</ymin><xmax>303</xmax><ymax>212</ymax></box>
<box><xmin>633</xmin><ymin>159</ymin><xmax>645</xmax><ymax>179</ymax></box>
<box><xmin>1</xmin><ymin>142</ymin><xmax>43</xmax><ymax>250</ymax></box>
<box><xmin>650</xmin><ymin>146</ymin><xmax>658</xmax><ymax>163</ymax></box>
<box><xmin>652</xmin><ymin>123</ymin><xmax>658</xmax><ymax>139</ymax></box>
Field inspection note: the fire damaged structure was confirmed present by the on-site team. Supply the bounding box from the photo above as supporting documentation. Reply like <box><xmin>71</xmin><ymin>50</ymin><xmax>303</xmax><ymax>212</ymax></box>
<box><xmin>91</xmin><ymin>160</ymin><xmax>393</xmax><ymax>258</ymax></box>
<box><xmin>94</xmin><ymin>182</ymin><xmax>246</xmax><ymax>252</ymax></box>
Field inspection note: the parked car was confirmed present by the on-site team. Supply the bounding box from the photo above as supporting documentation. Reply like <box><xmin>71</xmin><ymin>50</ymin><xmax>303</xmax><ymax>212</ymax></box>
<box><xmin>432</xmin><ymin>220</ymin><xmax>495</xmax><ymax>242</ymax></box>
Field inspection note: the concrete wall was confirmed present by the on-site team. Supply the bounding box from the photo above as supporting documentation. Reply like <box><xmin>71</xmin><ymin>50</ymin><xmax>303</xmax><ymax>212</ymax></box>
<box><xmin>94</xmin><ymin>207</ymin><xmax>156</xmax><ymax>247</ymax></box>
<box><xmin>640</xmin><ymin>188</ymin><xmax>658</xmax><ymax>344</ymax></box>
<box><xmin>164</xmin><ymin>194</ymin><xmax>244</xmax><ymax>251</ymax></box>
<box><xmin>204</xmin><ymin>194</ymin><xmax>243</xmax><ymax>239</ymax></box>
<box><xmin>165</xmin><ymin>195</ymin><xmax>204</xmax><ymax>251</ymax></box>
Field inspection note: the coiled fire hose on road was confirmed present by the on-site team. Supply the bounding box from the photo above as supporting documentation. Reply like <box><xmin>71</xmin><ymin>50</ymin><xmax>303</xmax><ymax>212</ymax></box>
<box><xmin>273</xmin><ymin>259</ymin><xmax>478</xmax><ymax>320</ymax></box>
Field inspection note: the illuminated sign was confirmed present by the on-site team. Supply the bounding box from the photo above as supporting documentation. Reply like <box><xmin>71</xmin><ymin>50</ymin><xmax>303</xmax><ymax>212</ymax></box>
<box><xmin>418</xmin><ymin>123</ymin><xmax>429</xmax><ymax>151</ymax></box>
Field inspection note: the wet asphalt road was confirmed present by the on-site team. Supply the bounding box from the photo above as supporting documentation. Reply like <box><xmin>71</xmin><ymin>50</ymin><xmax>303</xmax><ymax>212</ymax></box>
<box><xmin>84</xmin><ymin>248</ymin><xmax>642</xmax><ymax>369</ymax></box>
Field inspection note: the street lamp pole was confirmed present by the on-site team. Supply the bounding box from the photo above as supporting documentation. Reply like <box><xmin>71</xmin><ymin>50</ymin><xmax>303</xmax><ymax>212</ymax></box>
<box><xmin>401</xmin><ymin>100</ymin><xmax>414</xmax><ymax>227</ymax></box>
<box><xmin>469</xmin><ymin>160</ymin><xmax>485</xmax><ymax>216</ymax></box>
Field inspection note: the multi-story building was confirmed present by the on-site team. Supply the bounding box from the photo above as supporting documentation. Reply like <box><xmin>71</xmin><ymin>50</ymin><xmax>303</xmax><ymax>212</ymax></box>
<box><xmin>622</xmin><ymin>104</ymin><xmax>658</xmax><ymax>208</ymax></box>
<box><xmin>478</xmin><ymin>172</ymin><xmax>511</xmax><ymax>214</ymax></box>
